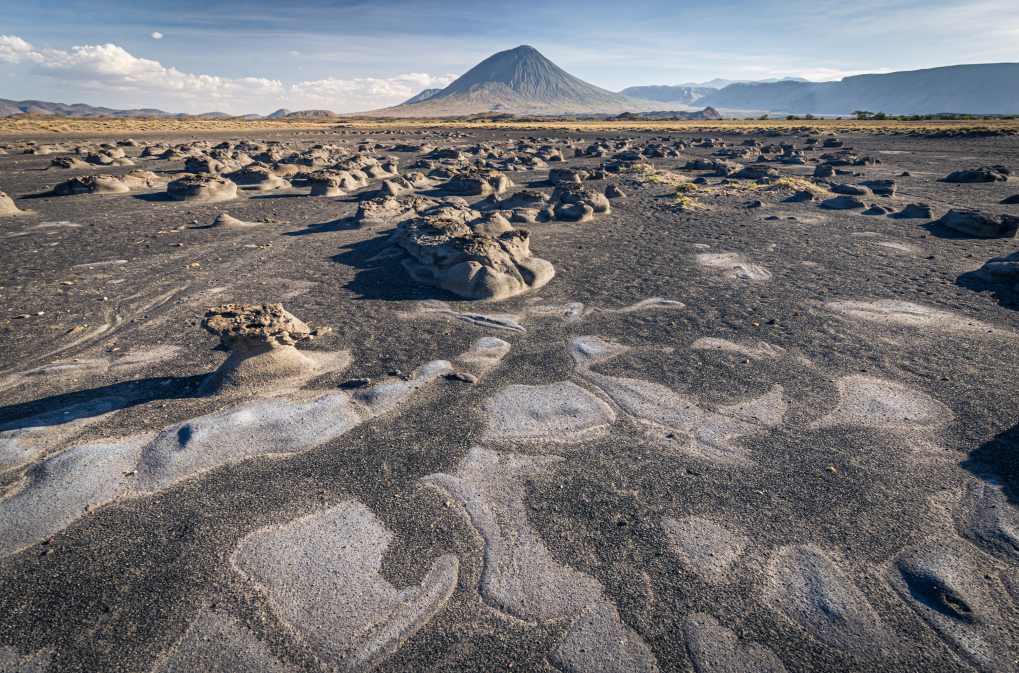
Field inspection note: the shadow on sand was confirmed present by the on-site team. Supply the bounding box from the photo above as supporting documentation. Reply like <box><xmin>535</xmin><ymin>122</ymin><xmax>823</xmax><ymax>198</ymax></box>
<box><xmin>961</xmin><ymin>422</ymin><xmax>1019</xmax><ymax>506</ymax></box>
<box><xmin>0</xmin><ymin>375</ymin><xmax>206</xmax><ymax>430</ymax></box>
<box><xmin>331</xmin><ymin>234</ymin><xmax>459</xmax><ymax>302</ymax></box>
<box><xmin>956</xmin><ymin>270</ymin><xmax>1018</xmax><ymax>310</ymax></box>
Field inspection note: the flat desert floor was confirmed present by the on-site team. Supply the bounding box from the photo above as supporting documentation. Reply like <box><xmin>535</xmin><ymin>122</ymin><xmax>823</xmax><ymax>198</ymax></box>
<box><xmin>0</xmin><ymin>124</ymin><xmax>1017</xmax><ymax>673</ymax></box>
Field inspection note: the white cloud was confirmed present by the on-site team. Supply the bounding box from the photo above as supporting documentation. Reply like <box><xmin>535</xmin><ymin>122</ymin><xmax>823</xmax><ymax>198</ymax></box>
<box><xmin>151</xmin><ymin>32</ymin><xmax>163</xmax><ymax>40</ymax></box>
<box><xmin>0</xmin><ymin>34</ymin><xmax>455</xmax><ymax>114</ymax></box>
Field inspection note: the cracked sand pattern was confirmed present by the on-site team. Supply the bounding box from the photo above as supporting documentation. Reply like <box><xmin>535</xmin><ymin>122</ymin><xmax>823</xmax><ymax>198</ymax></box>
<box><xmin>424</xmin><ymin>447</ymin><xmax>658</xmax><ymax>673</ymax></box>
<box><xmin>811</xmin><ymin>375</ymin><xmax>952</xmax><ymax>435</ymax></box>
<box><xmin>764</xmin><ymin>545</ymin><xmax>894</xmax><ymax>655</ymax></box>
<box><xmin>683</xmin><ymin>613</ymin><xmax>787</xmax><ymax>673</ymax></box>
<box><xmin>481</xmin><ymin>381</ymin><xmax>617</xmax><ymax>446</ymax></box>
<box><xmin>662</xmin><ymin>516</ymin><xmax>750</xmax><ymax>585</ymax></box>
<box><xmin>0</xmin><ymin>339</ymin><xmax>509</xmax><ymax>557</ymax></box>
<box><xmin>823</xmin><ymin>300</ymin><xmax>1013</xmax><ymax>337</ymax></box>
<box><xmin>231</xmin><ymin>500</ymin><xmax>459</xmax><ymax>672</ymax></box>
<box><xmin>153</xmin><ymin>608</ymin><xmax>295</xmax><ymax>673</ymax></box>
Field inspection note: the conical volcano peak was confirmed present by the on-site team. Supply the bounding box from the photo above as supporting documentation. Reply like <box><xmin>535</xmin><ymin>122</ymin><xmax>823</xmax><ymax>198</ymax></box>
<box><xmin>381</xmin><ymin>44</ymin><xmax>651</xmax><ymax>116</ymax></box>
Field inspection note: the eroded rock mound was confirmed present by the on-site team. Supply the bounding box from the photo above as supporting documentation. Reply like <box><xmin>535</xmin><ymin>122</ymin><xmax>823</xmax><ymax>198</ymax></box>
<box><xmin>201</xmin><ymin>303</ymin><xmax>323</xmax><ymax>392</ymax></box>
<box><xmin>936</xmin><ymin>209</ymin><xmax>1019</xmax><ymax>238</ymax></box>
<box><xmin>391</xmin><ymin>210</ymin><xmax>554</xmax><ymax>300</ymax></box>
<box><xmin>0</xmin><ymin>191</ymin><xmax>27</xmax><ymax>216</ymax></box>
<box><xmin>943</xmin><ymin>166</ymin><xmax>1010</xmax><ymax>183</ymax></box>
<box><xmin>167</xmin><ymin>174</ymin><xmax>238</xmax><ymax>203</ymax></box>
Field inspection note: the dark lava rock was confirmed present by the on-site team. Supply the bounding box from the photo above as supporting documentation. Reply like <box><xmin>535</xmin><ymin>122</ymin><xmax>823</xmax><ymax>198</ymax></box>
<box><xmin>936</xmin><ymin>209</ymin><xmax>1019</xmax><ymax>238</ymax></box>
<box><xmin>894</xmin><ymin>203</ymin><xmax>934</xmax><ymax>219</ymax></box>
<box><xmin>943</xmin><ymin>165</ymin><xmax>1010</xmax><ymax>183</ymax></box>
<box><xmin>831</xmin><ymin>183</ymin><xmax>870</xmax><ymax>196</ymax></box>
<box><xmin>820</xmin><ymin>195</ymin><xmax>866</xmax><ymax>210</ymax></box>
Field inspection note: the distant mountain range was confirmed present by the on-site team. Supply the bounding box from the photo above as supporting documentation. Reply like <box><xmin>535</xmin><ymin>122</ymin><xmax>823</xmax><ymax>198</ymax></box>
<box><xmin>696</xmin><ymin>64</ymin><xmax>1019</xmax><ymax>115</ymax></box>
<box><xmin>5</xmin><ymin>55</ymin><xmax>1017</xmax><ymax>120</ymax></box>
<box><xmin>0</xmin><ymin>99</ymin><xmax>194</xmax><ymax>118</ymax></box>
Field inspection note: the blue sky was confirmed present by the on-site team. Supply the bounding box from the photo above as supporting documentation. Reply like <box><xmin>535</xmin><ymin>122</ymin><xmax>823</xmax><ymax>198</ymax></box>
<box><xmin>1</xmin><ymin>0</ymin><xmax>1017</xmax><ymax>113</ymax></box>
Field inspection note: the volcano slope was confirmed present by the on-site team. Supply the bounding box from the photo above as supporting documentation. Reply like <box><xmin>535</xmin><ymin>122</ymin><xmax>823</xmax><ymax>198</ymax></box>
<box><xmin>0</xmin><ymin>125</ymin><xmax>1018</xmax><ymax>673</ymax></box>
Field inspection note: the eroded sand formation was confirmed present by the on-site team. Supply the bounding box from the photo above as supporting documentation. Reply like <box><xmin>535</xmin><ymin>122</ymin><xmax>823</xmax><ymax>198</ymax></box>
<box><xmin>1</xmin><ymin>126</ymin><xmax>1018</xmax><ymax>673</ymax></box>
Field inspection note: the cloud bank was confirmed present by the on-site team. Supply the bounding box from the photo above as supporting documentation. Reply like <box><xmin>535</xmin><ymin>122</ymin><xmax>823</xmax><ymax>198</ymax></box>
<box><xmin>0</xmin><ymin>35</ymin><xmax>456</xmax><ymax>114</ymax></box>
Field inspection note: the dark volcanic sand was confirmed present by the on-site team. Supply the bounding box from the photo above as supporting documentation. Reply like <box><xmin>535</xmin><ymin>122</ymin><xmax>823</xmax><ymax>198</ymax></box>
<box><xmin>0</xmin><ymin>127</ymin><xmax>1017</xmax><ymax>673</ymax></box>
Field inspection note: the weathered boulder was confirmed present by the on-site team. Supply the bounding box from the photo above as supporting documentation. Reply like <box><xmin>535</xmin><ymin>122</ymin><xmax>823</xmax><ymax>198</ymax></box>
<box><xmin>943</xmin><ymin>166</ymin><xmax>1010</xmax><ymax>183</ymax></box>
<box><xmin>936</xmin><ymin>209</ymin><xmax>1019</xmax><ymax>238</ymax></box>
<box><xmin>201</xmin><ymin>303</ymin><xmax>324</xmax><ymax>392</ymax></box>
<box><xmin>167</xmin><ymin>174</ymin><xmax>238</xmax><ymax>203</ymax></box>
<box><xmin>391</xmin><ymin>214</ymin><xmax>554</xmax><ymax>301</ymax></box>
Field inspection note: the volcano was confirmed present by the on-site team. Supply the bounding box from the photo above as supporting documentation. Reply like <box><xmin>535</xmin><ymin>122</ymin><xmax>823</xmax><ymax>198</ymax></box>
<box><xmin>372</xmin><ymin>45</ymin><xmax>652</xmax><ymax>116</ymax></box>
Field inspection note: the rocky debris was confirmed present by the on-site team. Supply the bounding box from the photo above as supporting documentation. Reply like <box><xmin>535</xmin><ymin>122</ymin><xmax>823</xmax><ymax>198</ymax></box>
<box><xmin>49</xmin><ymin>156</ymin><xmax>91</xmax><ymax>169</ymax></box>
<box><xmin>894</xmin><ymin>203</ymin><xmax>934</xmax><ymax>219</ymax></box>
<box><xmin>831</xmin><ymin>183</ymin><xmax>870</xmax><ymax>196</ymax></box>
<box><xmin>185</xmin><ymin>156</ymin><xmax>235</xmax><ymax>174</ymax></box>
<box><xmin>813</xmin><ymin>164</ymin><xmax>836</xmax><ymax>178</ymax></box>
<box><xmin>733</xmin><ymin>165</ymin><xmax>780</xmax><ymax>180</ymax></box>
<box><xmin>382</xmin><ymin>175</ymin><xmax>415</xmax><ymax>197</ymax></box>
<box><xmin>862</xmin><ymin>204</ymin><xmax>894</xmax><ymax>216</ymax></box>
<box><xmin>785</xmin><ymin>190</ymin><xmax>815</xmax><ymax>203</ymax></box>
<box><xmin>210</xmin><ymin>213</ymin><xmax>261</xmax><ymax>228</ymax></box>
<box><xmin>307</xmin><ymin>169</ymin><xmax>365</xmax><ymax>196</ymax></box>
<box><xmin>200</xmin><ymin>303</ymin><xmax>323</xmax><ymax>392</ymax></box>
<box><xmin>943</xmin><ymin>165</ymin><xmax>1010</xmax><ymax>183</ymax></box>
<box><xmin>355</xmin><ymin>195</ymin><xmax>442</xmax><ymax>227</ymax></box>
<box><xmin>167</xmin><ymin>174</ymin><xmax>238</xmax><ymax>203</ymax></box>
<box><xmin>862</xmin><ymin>179</ymin><xmax>897</xmax><ymax>196</ymax></box>
<box><xmin>0</xmin><ymin>191</ymin><xmax>28</xmax><ymax>216</ymax></box>
<box><xmin>227</xmin><ymin>165</ymin><xmax>289</xmax><ymax>191</ymax></box>
<box><xmin>390</xmin><ymin>209</ymin><xmax>555</xmax><ymax>301</ymax></box>
<box><xmin>605</xmin><ymin>184</ymin><xmax>625</xmax><ymax>199</ymax></box>
<box><xmin>51</xmin><ymin>170</ymin><xmax>162</xmax><ymax>196</ymax></box>
<box><xmin>483</xmin><ymin>189</ymin><xmax>550</xmax><ymax>212</ymax></box>
<box><xmin>820</xmin><ymin>195</ymin><xmax>866</xmax><ymax>210</ymax></box>
<box><xmin>936</xmin><ymin>209</ymin><xmax>1019</xmax><ymax>238</ymax></box>
<box><xmin>444</xmin><ymin>169</ymin><xmax>513</xmax><ymax>197</ymax></box>
<box><xmin>551</xmin><ymin>184</ymin><xmax>611</xmax><ymax>222</ymax></box>
<box><xmin>549</xmin><ymin>167</ymin><xmax>587</xmax><ymax>185</ymax></box>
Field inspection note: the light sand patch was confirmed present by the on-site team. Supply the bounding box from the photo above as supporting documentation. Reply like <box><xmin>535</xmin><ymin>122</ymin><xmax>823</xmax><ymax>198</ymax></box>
<box><xmin>231</xmin><ymin>500</ymin><xmax>458</xmax><ymax>672</ymax></box>
<box><xmin>153</xmin><ymin>608</ymin><xmax>295</xmax><ymax>673</ymax></box>
<box><xmin>0</xmin><ymin>647</ymin><xmax>51</xmax><ymax>673</ymax></box>
<box><xmin>481</xmin><ymin>382</ymin><xmax>617</xmax><ymax>446</ymax></box>
<box><xmin>811</xmin><ymin>375</ymin><xmax>951</xmax><ymax>433</ymax></box>
<box><xmin>696</xmin><ymin>253</ymin><xmax>772</xmax><ymax>282</ymax></box>
<box><xmin>764</xmin><ymin>545</ymin><xmax>893</xmax><ymax>653</ymax></box>
<box><xmin>683</xmin><ymin>613</ymin><xmax>788</xmax><ymax>673</ymax></box>
<box><xmin>584</xmin><ymin>373</ymin><xmax>784</xmax><ymax>465</ymax></box>
<box><xmin>691</xmin><ymin>338</ymin><xmax>786</xmax><ymax>361</ymax></box>
<box><xmin>0</xmin><ymin>341</ymin><xmax>508</xmax><ymax>556</ymax></box>
<box><xmin>823</xmin><ymin>300</ymin><xmax>1011</xmax><ymax>337</ymax></box>
<box><xmin>871</xmin><ymin>241</ymin><xmax>923</xmax><ymax>255</ymax></box>
<box><xmin>0</xmin><ymin>396</ymin><xmax>134</xmax><ymax>472</ymax></box>
<box><xmin>662</xmin><ymin>516</ymin><xmax>750</xmax><ymax>585</ymax></box>
<box><xmin>0</xmin><ymin>437</ymin><xmax>146</xmax><ymax>557</ymax></box>
<box><xmin>0</xmin><ymin>345</ymin><xmax>181</xmax><ymax>393</ymax></box>
<box><xmin>454</xmin><ymin>337</ymin><xmax>512</xmax><ymax>377</ymax></box>
<box><xmin>569</xmin><ymin>336</ymin><xmax>785</xmax><ymax>464</ymax></box>
<box><xmin>398</xmin><ymin>300</ymin><xmax>526</xmax><ymax>333</ymax></box>
<box><xmin>890</xmin><ymin>538</ymin><xmax>1018</xmax><ymax>672</ymax></box>
<box><xmin>424</xmin><ymin>447</ymin><xmax>658</xmax><ymax>672</ymax></box>
<box><xmin>959</xmin><ymin>481</ymin><xmax>1019</xmax><ymax>565</ymax></box>
<box><xmin>550</xmin><ymin>602</ymin><xmax>659</xmax><ymax>673</ymax></box>
<box><xmin>568</xmin><ymin>335</ymin><xmax>631</xmax><ymax>370</ymax></box>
